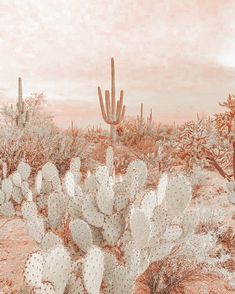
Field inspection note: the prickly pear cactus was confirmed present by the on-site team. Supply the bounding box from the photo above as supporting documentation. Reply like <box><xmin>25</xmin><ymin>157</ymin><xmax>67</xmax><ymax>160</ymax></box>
<box><xmin>21</xmin><ymin>159</ymin><xmax>198</xmax><ymax>294</ymax></box>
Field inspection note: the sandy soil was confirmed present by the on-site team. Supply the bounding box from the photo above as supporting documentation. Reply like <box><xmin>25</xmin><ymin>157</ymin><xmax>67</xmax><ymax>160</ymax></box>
<box><xmin>0</xmin><ymin>217</ymin><xmax>38</xmax><ymax>293</ymax></box>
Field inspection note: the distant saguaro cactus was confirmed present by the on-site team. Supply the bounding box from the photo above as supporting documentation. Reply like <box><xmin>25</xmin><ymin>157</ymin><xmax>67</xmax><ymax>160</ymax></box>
<box><xmin>98</xmin><ymin>58</ymin><xmax>126</xmax><ymax>143</ymax></box>
<box><xmin>16</xmin><ymin>77</ymin><xmax>29</xmax><ymax>128</ymax></box>
<box><xmin>137</xmin><ymin>103</ymin><xmax>154</xmax><ymax>135</ymax></box>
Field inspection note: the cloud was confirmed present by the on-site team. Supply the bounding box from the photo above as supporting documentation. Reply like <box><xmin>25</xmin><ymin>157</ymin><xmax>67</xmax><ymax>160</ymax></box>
<box><xmin>0</xmin><ymin>0</ymin><xmax>235</xmax><ymax>126</ymax></box>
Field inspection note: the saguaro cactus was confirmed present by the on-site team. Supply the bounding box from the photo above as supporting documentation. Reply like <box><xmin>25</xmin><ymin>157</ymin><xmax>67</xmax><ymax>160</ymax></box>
<box><xmin>16</xmin><ymin>77</ymin><xmax>29</xmax><ymax>128</ymax></box>
<box><xmin>98</xmin><ymin>58</ymin><xmax>126</xmax><ymax>143</ymax></box>
<box><xmin>137</xmin><ymin>103</ymin><xmax>154</xmax><ymax>135</ymax></box>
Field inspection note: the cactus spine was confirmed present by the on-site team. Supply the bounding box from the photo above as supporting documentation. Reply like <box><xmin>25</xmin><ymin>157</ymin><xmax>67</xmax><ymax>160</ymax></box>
<box><xmin>16</xmin><ymin>77</ymin><xmax>29</xmax><ymax>128</ymax></box>
<box><xmin>98</xmin><ymin>58</ymin><xmax>126</xmax><ymax>143</ymax></box>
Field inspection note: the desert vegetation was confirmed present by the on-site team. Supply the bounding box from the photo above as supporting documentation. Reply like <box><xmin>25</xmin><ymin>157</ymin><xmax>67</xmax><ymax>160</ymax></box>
<box><xmin>0</xmin><ymin>58</ymin><xmax>234</xmax><ymax>293</ymax></box>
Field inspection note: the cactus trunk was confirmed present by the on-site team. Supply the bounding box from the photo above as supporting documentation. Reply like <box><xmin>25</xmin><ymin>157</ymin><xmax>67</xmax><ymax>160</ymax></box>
<box><xmin>110</xmin><ymin>125</ymin><xmax>116</xmax><ymax>143</ymax></box>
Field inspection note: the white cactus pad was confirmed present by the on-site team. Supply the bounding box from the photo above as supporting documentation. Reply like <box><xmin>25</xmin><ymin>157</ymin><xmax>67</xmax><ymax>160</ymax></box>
<box><xmin>178</xmin><ymin>209</ymin><xmax>199</xmax><ymax>242</ymax></box>
<box><xmin>130</xmin><ymin>208</ymin><xmax>150</xmax><ymax>249</ymax></box>
<box><xmin>103</xmin><ymin>252</ymin><xmax>118</xmax><ymax>284</ymax></box>
<box><xmin>26</xmin><ymin>216</ymin><xmax>45</xmax><ymax>243</ymax></box>
<box><xmin>12</xmin><ymin>171</ymin><xmax>22</xmax><ymax>187</ymax></box>
<box><xmin>34</xmin><ymin>282</ymin><xmax>55</xmax><ymax>294</ymax></box>
<box><xmin>70</xmin><ymin>157</ymin><xmax>81</xmax><ymax>172</ymax></box>
<box><xmin>156</xmin><ymin>173</ymin><xmax>168</xmax><ymax>205</ymax></box>
<box><xmin>0</xmin><ymin>190</ymin><xmax>4</xmax><ymax>205</ymax></box>
<box><xmin>140</xmin><ymin>190</ymin><xmax>157</xmax><ymax>218</ymax></box>
<box><xmin>26</xmin><ymin>190</ymin><xmax>33</xmax><ymax>202</ymax></box>
<box><xmin>228</xmin><ymin>192</ymin><xmax>235</xmax><ymax>205</ymax></box>
<box><xmin>67</xmin><ymin>195</ymin><xmax>83</xmax><ymax>219</ymax></box>
<box><xmin>149</xmin><ymin>206</ymin><xmax>170</xmax><ymax>246</ymax></box>
<box><xmin>128</xmin><ymin>169</ymin><xmax>139</xmax><ymax>202</ymax></box>
<box><xmin>149</xmin><ymin>241</ymin><xmax>173</xmax><ymax>262</ymax></box>
<box><xmin>24</xmin><ymin>251</ymin><xmax>44</xmax><ymax>288</ymax></box>
<box><xmin>114</xmin><ymin>192</ymin><xmax>129</xmax><ymax>212</ymax></box>
<box><xmin>70</xmin><ymin>218</ymin><xmax>93</xmax><ymax>252</ymax></box>
<box><xmin>41</xmin><ymin>180</ymin><xmax>53</xmax><ymax>195</ymax></box>
<box><xmin>226</xmin><ymin>181</ymin><xmax>235</xmax><ymax>192</ymax></box>
<box><xmin>21</xmin><ymin>181</ymin><xmax>30</xmax><ymax>195</ymax></box>
<box><xmin>123</xmin><ymin>241</ymin><xmax>140</xmax><ymax>278</ymax></box>
<box><xmin>109</xmin><ymin>265</ymin><xmax>134</xmax><ymax>294</ymax></box>
<box><xmin>82</xmin><ymin>194</ymin><xmax>104</xmax><ymax>228</ymax></box>
<box><xmin>138</xmin><ymin>248</ymin><xmax>150</xmax><ymax>275</ymax></box>
<box><xmin>42</xmin><ymin>245</ymin><xmax>71</xmax><ymax>294</ymax></box>
<box><xmin>165</xmin><ymin>175</ymin><xmax>192</xmax><ymax>216</ymax></box>
<box><xmin>35</xmin><ymin>170</ymin><xmax>43</xmax><ymax>195</ymax></box>
<box><xmin>12</xmin><ymin>186</ymin><xmax>23</xmax><ymax>204</ymax></box>
<box><xmin>70</xmin><ymin>157</ymin><xmax>81</xmax><ymax>184</ymax></box>
<box><xmin>0</xmin><ymin>201</ymin><xmax>15</xmax><ymax>217</ymax></box>
<box><xmin>102</xmin><ymin>213</ymin><xmax>125</xmax><ymax>245</ymax></box>
<box><xmin>17</xmin><ymin>161</ymin><xmax>31</xmax><ymax>180</ymax></box>
<box><xmin>51</xmin><ymin>175</ymin><xmax>62</xmax><ymax>192</ymax></box>
<box><xmin>83</xmin><ymin>246</ymin><xmax>104</xmax><ymax>294</ymax></box>
<box><xmin>123</xmin><ymin>241</ymin><xmax>138</xmax><ymax>265</ymax></box>
<box><xmin>91</xmin><ymin>226</ymin><xmax>104</xmax><ymax>246</ymax></box>
<box><xmin>95</xmin><ymin>165</ymin><xmax>109</xmax><ymax>186</ymax></box>
<box><xmin>96</xmin><ymin>185</ymin><xmax>114</xmax><ymax>215</ymax></box>
<box><xmin>162</xmin><ymin>225</ymin><xmax>183</xmax><ymax>242</ymax></box>
<box><xmin>84</xmin><ymin>174</ymin><xmax>97</xmax><ymax>193</ymax></box>
<box><xmin>42</xmin><ymin>162</ymin><xmax>58</xmax><ymax>181</ymax></box>
<box><xmin>64</xmin><ymin>171</ymin><xmax>75</xmax><ymax>198</ymax></box>
<box><xmin>48</xmin><ymin>192</ymin><xmax>66</xmax><ymax>229</ymax></box>
<box><xmin>40</xmin><ymin>232</ymin><xmax>63</xmax><ymax>251</ymax></box>
<box><xmin>2</xmin><ymin>178</ymin><xmax>13</xmax><ymax>201</ymax></box>
<box><xmin>66</xmin><ymin>274</ymin><xmax>85</xmax><ymax>294</ymax></box>
<box><xmin>118</xmin><ymin>230</ymin><xmax>132</xmax><ymax>246</ymax></box>
<box><xmin>126</xmin><ymin>160</ymin><xmax>147</xmax><ymax>190</ymax></box>
<box><xmin>36</xmin><ymin>195</ymin><xmax>48</xmax><ymax>210</ymax></box>
<box><xmin>22</xmin><ymin>201</ymin><xmax>38</xmax><ymax>221</ymax></box>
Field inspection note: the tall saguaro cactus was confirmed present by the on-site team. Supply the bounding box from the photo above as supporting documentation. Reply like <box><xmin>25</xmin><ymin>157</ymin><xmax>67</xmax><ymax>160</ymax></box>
<box><xmin>16</xmin><ymin>77</ymin><xmax>29</xmax><ymax>128</ymax></box>
<box><xmin>98</xmin><ymin>58</ymin><xmax>126</xmax><ymax>143</ymax></box>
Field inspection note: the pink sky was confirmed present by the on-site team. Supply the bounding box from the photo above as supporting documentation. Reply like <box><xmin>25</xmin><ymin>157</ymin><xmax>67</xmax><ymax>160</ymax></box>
<box><xmin>0</xmin><ymin>0</ymin><xmax>235</xmax><ymax>127</ymax></box>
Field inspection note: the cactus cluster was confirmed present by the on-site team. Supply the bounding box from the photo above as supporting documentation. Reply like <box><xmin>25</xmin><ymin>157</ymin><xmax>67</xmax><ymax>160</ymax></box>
<box><xmin>0</xmin><ymin>160</ymin><xmax>31</xmax><ymax>217</ymax></box>
<box><xmin>18</xmin><ymin>145</ymin><xmax>204</xmax><ymax>293</ymax></box>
